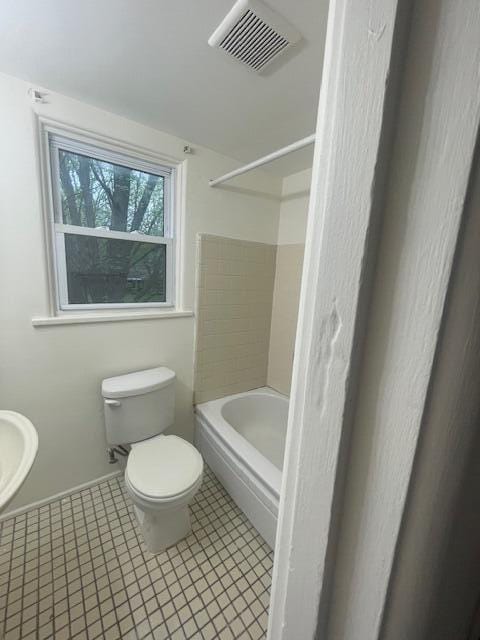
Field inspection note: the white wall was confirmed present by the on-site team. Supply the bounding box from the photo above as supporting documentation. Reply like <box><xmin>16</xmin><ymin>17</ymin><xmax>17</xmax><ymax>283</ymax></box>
<box><xmin>0</xmin><ymin>71</ymin><xmax>282</xmax><ymax>512</ymax></box>
<box><xmin>267</xmin><ymin>168</ymin><xmax>310</xmax><ymax>394</ymax></box>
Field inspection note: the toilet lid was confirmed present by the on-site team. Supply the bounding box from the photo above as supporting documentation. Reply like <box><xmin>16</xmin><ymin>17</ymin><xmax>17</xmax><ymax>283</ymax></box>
<box><xmin>127</xmin><ymin>435</ymin><xmax>203</xmax><ymax>499</ymax></box>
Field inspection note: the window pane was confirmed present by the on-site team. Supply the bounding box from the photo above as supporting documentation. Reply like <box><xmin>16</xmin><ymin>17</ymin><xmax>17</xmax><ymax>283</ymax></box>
<box><xmin>58</xmin><ymin>149</ymin><xmax>165</xmax><ymax>236</ymax></box>
<box><xmin>63</xmin><ymin>234</ymin><xmax>167</xmax><ymax>304</ymax></box>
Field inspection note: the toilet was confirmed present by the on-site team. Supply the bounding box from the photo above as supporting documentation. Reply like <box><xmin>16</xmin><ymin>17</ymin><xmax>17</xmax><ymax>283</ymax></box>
<box><xmin>101</xmin><ymin>366</ymin><xmax>203</xmax><ymax>554</ymax></box>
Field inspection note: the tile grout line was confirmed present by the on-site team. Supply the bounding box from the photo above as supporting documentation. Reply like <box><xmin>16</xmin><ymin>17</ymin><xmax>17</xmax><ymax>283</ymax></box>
<box><xmin>104</xmin><ymin>476</ymin><xmax>157</xmax><ymax>640</ymax></box>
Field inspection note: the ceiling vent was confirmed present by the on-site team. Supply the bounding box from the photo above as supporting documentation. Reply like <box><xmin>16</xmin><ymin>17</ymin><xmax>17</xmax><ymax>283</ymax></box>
<box><xmin>208</xmin><ymin>0</ymin><xmax>302</xmax><ymax>73</ymax></box>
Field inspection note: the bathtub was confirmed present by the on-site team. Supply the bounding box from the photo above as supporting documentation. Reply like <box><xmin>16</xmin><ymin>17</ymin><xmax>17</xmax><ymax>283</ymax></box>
<box><xmin>194</xmin><ymin>387</ymin><xmax>288</xmax><ymax>548</ymax></box>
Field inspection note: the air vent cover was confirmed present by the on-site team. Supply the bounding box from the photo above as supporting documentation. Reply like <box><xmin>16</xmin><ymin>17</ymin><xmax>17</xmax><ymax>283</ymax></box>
<box><xmin>209</xmin><ymin>0</ymin><xmax>301</xmax><ymax>73</ymax></box>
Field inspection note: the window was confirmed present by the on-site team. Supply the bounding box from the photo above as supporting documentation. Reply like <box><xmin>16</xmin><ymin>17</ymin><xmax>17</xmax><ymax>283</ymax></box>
<box><xmin>47</xmin><ymin>133</ymin><xmax>175</xmax><ymax>311</ymax></box>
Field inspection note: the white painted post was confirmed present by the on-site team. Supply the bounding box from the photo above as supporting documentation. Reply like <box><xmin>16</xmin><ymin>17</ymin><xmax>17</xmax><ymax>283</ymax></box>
<box><xmin>267</xmin><ymin>0</ymin><xmax>406</xmax><ymax>638</ymax></box>
<box><xmin>326</xmin><ymin>0</ymin><xmax>480</xmax><ymax>637</ymax></box>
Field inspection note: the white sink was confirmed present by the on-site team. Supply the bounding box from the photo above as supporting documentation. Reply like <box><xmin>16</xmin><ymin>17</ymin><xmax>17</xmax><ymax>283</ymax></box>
<box><xmin>0</xmin><ymin>411</ymin><xmax>38</xmax><ymax>512</ymax></box>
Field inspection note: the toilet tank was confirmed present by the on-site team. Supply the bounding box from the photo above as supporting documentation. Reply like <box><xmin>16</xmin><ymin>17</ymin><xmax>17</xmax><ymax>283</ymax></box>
<box><xmin>102</xmin><ymin>367</ymin><xmax>175</xmax><ymax>445</ymax></box>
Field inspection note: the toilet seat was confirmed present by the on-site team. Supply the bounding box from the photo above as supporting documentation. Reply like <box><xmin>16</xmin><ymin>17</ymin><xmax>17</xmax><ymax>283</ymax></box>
<box><xmin>125</xmin><ymin>435</ymin><xmax>203</xmax><ymax>504</ymax></box>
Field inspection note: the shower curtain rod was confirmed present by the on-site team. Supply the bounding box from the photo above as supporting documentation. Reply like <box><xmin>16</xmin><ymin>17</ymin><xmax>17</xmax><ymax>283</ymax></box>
<box><xmin>208</xmin><ymin>133</ymin><xmax>316</xmax><ymax>187</ymax></box>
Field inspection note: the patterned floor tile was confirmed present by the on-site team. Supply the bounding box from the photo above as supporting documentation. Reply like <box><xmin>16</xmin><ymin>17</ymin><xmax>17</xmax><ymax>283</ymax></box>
<box><xmin>0</xmin><ymin>467</ymin><xmax>272</xmax><ymax>639</ymax></box>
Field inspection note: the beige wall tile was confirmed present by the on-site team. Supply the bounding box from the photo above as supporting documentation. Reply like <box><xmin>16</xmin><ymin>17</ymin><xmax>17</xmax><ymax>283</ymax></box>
<box><xmin>194</xmin><ymin>234</ymin><xmax>276</xmax><ymax>402</ymax></box>
<box><xmin>267</xmin><ymin>244</ymin><xmax>305</xmax><ymax>396</ymax></box>
<box><xmin>195</xmin><ymin>235</ymin><xmax>304</xmax><ymax>402</ymax></box>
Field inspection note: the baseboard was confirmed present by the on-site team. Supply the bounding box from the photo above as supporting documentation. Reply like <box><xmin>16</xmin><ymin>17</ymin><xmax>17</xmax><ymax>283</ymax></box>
<box><xmin>0</xmin><ymin>470</ymin><xmax>123</xmax><ymax>522</ymax></box>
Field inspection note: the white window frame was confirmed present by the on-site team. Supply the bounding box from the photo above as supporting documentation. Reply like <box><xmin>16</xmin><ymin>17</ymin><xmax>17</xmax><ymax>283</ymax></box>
<box><xmin>37</xmin><ymin>120</ymin><xmax>183</xmax><ymax>314</ymax></box>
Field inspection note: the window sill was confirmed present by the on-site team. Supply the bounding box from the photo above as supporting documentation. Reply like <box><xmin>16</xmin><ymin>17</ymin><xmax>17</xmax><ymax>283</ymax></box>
<box><xmin>32</xmin><ymin>310</ymin><xmax>194</xmax><ymax>327</ymax></box>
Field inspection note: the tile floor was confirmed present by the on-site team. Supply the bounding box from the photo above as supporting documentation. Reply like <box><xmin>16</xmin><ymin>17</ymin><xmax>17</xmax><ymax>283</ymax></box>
<box><xmin>0</xmin><ymin>467</ymin><xmax>273</xmax><ymax>640</ymax></box>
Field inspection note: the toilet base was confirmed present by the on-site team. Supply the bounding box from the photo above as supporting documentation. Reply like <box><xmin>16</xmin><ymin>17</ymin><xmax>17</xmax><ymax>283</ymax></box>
<box><xmin>134</xmin><ymin>504</ymin><xmax>192</xmax><ymax>554</ymax></box>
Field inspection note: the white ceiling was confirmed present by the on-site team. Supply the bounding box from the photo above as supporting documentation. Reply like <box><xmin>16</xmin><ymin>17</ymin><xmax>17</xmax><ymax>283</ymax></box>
<box><xmin>0</xmin><ymin>0</ymin><xmax>329</xmax><ymax>176</ymax></box>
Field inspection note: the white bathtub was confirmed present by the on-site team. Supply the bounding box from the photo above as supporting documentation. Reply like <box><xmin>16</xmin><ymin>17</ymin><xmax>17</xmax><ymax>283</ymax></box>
<box><xmin>194</xmin><ymin>387</ymin><xmax>288</xmax><ymax>548</ymax></box>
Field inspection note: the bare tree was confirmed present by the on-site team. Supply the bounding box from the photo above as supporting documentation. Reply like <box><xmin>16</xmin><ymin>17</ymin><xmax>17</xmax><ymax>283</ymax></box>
<box><xmin>59</xmin><ymin>151</ymin><xmax>164</xmax><ymax>304</ymax></box>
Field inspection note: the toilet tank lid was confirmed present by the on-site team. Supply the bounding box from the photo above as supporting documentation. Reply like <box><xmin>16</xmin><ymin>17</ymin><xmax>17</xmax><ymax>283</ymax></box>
<box><xmin>102</xmin><ymin>367</ymin><xmax>175</xmax><ymax>399</ymax></box>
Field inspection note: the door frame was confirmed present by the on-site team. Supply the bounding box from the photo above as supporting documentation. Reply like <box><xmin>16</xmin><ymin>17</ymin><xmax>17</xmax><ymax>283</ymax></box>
<box><xmin>267</xmin><ymin>0</ymin><xmax>480</xmax><ymax>638</ymax></box>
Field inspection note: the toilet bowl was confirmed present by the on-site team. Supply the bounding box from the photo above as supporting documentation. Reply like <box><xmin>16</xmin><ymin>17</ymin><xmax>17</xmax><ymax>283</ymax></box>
<box><xmin>102</xmin><ymin>367</ymin><xmax>203</xmax><ymax>554</ymax></box>
<box><xmin>125</xmin><ymin>434</ymin><xmax>203</xmax><ymax>553</ymax></box>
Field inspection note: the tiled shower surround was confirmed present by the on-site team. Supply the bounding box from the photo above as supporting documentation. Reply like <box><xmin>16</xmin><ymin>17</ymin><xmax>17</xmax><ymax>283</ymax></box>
<box><xmin>0</xmin><ymin>467</ymin><xmax>272</xmax><ymax>640</ymax></box>
<box><xmin>267</xmin><ymin>244</ymin><xmax>304</xmax><ymax>396</ymax></box>
<box><xmin>194</xmin><ymin>234</ymin><xmax>305</xmax><ymax>402</ymax></box>
<box><xmin>194</xmin><ymin>235</ymin><xmax>277</xmax><ymax>404</ymax></box>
